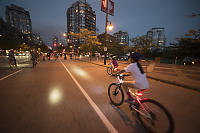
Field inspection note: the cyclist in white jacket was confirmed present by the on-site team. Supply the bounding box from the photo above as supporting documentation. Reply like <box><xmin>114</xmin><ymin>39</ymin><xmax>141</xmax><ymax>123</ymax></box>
<box><xmin>116</xmin><ymin>52</ymin><xmax>149</xmax><ymax>102</ymax></box>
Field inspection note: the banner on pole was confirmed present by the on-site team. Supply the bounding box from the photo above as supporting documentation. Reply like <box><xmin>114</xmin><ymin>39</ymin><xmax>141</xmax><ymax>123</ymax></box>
<box><xmin>109</xmin><ymin>0</ymin><xmax>114</xmax><ymax>16</ymax></box>
<box><xmin>101</xmin><ymin>0</ymin><xmax>114</xmax><ymax>16</ymax></box>
<box><xmin>101</xmin><ymin>0</ymin><xmax>107</xmax><ymax>13</ymax></box>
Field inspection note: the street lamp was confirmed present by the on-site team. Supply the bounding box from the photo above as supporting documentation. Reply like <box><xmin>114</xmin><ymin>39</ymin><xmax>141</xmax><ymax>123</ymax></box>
<box><xmin>107</xmin><ymin>21</ymin><xmax>113</xmax><ymax>31</ymax></box>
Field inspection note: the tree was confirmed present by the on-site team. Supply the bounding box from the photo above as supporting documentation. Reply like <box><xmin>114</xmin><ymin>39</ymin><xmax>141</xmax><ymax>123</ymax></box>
<box><xmin>19</xmin><ymin>43</ymin><xmax>30</xmax><ymax>51</ymax></box>
<box><xmin>98</xmin><ymin>33</ymin><xmax>124</xmax><ymax>57</ymax></box>
<box><xmin>176</xmin><ymin>28</ymin><xmax>200</xmax><ymax>58</ymax></box>
<box><xmin>132</xmin><ymin>35</ymin><xmax>154</xmax><ymax>57</ymax></box>
<box><xmin>40</xmin><ymin>43</ymin><xmax>49</xmax><ymax>53</ymax></box>
<box><xmin>69</xmin><ymin>28</ymin><xmax>101</xmax><ymax>55</ymax></box>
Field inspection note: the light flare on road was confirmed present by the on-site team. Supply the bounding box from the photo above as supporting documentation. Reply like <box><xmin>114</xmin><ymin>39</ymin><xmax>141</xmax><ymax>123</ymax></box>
<box><xmin>49</xmin><ymin>89</ymin><xmax>62</xmax><ymax>104</ymax></box>
<box><xmin>71</xmin><ymin>66</ymin><xmax>90</xmax><ymax>79</ymax></box>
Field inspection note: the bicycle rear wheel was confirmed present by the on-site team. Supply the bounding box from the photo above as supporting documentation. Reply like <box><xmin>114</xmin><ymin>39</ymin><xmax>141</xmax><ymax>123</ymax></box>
<box><xmin>107</xmin><ymin>67</ymin><xmax>112</xmax><ymax>75</ymax></box>
<box><xmin>108</xmin><ymin>83</ymin><xmax>124</xmax><ymax>106</ymax></box>
<box><xmin>136</xmin><ymin>99</ymin><xmax>174</xmax><ymax>133</ymax></box>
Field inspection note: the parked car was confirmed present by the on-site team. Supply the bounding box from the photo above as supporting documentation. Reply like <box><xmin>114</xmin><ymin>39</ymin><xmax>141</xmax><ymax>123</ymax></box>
<box><xmin>182</xmin><ymin>57</ymin><xmax>200</xmax><ymax>65</ymax></box>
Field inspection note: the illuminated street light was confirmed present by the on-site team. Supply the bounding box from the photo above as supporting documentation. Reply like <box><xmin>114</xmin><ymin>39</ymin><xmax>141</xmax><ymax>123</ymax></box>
<box><xmin>107</xmin><ymin>22</ymin><xmax>113</xmax><ymax>31</ymax></box>
<box><xmin>192</xmin><ymin>61</ymin><xmax>195</xmax><ymax>64</ymax></box>
<box><xmin>63</xmin><ymin>33</ymin><xmax>66</xmax><ymax>37</ymax></box>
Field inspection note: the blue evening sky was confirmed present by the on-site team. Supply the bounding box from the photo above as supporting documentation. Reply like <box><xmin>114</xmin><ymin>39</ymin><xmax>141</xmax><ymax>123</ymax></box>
<box><xmin>0</xmin><ymin>0</ymin><xmax>200</xmax><ymax>46</ymax></box>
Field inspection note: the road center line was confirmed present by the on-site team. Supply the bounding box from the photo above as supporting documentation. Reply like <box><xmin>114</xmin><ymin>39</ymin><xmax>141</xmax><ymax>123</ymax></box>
<box><xmin>0</xmin><ymin>69</ymin><xmax>23</xmax><ymax>81</ymax></box>
<box><xmin>60</xmin><ymin>60</ymin><xmax>118</xmax><ymax>133</ymax></box>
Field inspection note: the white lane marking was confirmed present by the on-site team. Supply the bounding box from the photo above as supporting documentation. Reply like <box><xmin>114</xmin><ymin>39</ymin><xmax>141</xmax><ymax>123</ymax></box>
<box><xmin>60</xmin><ymin>60</ymin><xmax>118</xmax><ymax>133</ymax></box>
<box><xmin>0</xmin><ymin>69</ymin><xmax>23</xmax><ymax>81</ymax></box>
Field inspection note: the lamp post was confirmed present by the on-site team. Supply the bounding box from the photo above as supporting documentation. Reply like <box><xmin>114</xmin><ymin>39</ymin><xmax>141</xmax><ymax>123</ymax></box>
<box><xmin>102</xmin><ymin>0</ymin><xmax>114</xmax><ymax>65</ymax></box>
<box><xmin>63</xmin><ymin>32</ymin><xmax>68</xmax><ymax>53</ymax></box>
<box><xmin>104</xmin><ymin>21</ymin><xmax>113</xmax><ymax>64</ymax></box>
<box><xmin>104</xmin><ymin>0</ymin><xmax>109</xmax><ymax>65</ymax></box>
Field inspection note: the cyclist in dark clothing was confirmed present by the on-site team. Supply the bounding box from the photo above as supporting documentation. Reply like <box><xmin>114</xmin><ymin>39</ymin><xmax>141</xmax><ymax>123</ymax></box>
<box><xmin>30</xmin><ymin>49</ymin><xmax>39</xmax><ymax>68</ymax></box>
<box><xmin>8</xmin><ymin>49</ymin><xmax>17</xmax><ymax>68</ymax></box>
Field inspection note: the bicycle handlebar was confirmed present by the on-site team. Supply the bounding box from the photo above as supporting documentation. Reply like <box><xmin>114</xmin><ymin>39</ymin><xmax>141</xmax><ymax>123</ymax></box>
<box><xmin>116</xmin><ymin>74</ymin><xmax>130</xmax><ymax>76</ymax></box>
<box><xmin>115</xmin><ymin>74</ymin><xmax>130</xmax><ymax>80</ymax></box>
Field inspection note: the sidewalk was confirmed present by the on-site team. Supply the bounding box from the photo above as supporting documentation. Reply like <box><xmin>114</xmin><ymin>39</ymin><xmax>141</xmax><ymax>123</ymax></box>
<box><xmin>76</xmin><ymin>56</ymin><xmax>200</xmax><ymax>92</ymax></box>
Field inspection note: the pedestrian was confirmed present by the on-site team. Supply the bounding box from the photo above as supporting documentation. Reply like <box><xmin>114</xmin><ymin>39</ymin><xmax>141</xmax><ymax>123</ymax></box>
<box><xmin>8</xmin><ymin>49</ymin><xmax>17</xmax><ymax>68</ymax></box>
<box><xmin>64</xmin><ymin>53</ymin><xmax>67</xmax><ymax>60</ymax></box>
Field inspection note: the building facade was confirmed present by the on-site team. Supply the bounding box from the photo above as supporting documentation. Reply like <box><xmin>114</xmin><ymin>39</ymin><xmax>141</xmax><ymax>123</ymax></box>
<box><xmin>67</xmin><ymin>0</ymin><xmax>96</xmax><ymax>53</ymax></box>
<box><xmin>32</xmin><ymin>33</ymin><xmax>42</xmax><ymax>46</ymax></box>
<box><xmin>146</xmin><ymin>28</ymin><xmax>165</xmax><ymax>48</ymax></box>
<box><xmin>6</xmin><ymin>4</ymin><xmax>32</xmax><ymax>40</ymax></box>
<box><xmin>113</xmin><ymin>31</ymin><xmax>129</xmax><ymax>46</ymax></box>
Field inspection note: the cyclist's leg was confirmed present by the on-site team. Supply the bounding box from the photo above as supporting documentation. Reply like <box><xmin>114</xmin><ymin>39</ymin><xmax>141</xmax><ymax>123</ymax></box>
<box><xmin>122</xmin><ymin>81</ymin><xmax>135</xmax><ymax>92</ymax></box>
<box><xmin>122</xmin><ymin>81</ymin><xmax>135</xmax><ymax>100</ymax></box>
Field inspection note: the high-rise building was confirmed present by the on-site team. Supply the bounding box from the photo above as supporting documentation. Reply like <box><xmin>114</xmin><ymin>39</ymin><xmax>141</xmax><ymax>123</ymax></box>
<box><xmin>67</xmin><ymin>0</ymin><xmax>96</xmax><ymax>52</ymax></box>
<box><xmin>6</xmin><ymin>4</ymin><xmax>32</xmax><ymax>40</ymax></box>
<box><xmin>113</xmin><ymin>31</ymin><xmax>129</xmax><ymax>46</ymax></box>
<box><xmin>146</xmin><ymin>28</ymin><xmax>165</xmax><ymax>47</ymax></box>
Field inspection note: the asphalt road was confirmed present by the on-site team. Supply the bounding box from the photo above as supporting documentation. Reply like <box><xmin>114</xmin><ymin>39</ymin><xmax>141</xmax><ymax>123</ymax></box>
<box><xmin>0</xmin><ymin>59</ymin><xmax>200</xmax><ymax>133</ymax></box>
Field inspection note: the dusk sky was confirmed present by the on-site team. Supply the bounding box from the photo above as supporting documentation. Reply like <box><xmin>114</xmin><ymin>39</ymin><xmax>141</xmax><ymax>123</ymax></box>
<box><xmin>0</xmin><ymin>0</ymin><xmax>200</xmax><ymax>46</ymax></box>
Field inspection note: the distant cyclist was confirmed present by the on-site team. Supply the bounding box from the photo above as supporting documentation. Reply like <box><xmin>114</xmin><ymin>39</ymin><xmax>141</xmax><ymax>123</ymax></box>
<box><xmin>108</xmin><ymin>57</ymin><xmax>118</xmax><ymax>72</ymax></box>
<box><xmin>47</xmin><ymin>52</ymin><xmax>51</xmax><ymax>61</ymax></box>
<box><xmin>116</xmin><ymin>52</ymin><xmax>149</xmax><ymax>103</ymax></box>
<box><xmin>30</xmin><ymin>49</ymin><xmax>39</xmax><ymax>68</ymax></box>
<box><xmin>111</xmin><ymin>57</ymin><xmax>118</xmax><ymax>72</ymax></box>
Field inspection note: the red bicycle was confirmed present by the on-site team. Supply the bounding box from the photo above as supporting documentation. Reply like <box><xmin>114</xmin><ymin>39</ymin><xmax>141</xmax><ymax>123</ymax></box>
<box><xmin>108</xmin><ymin>74</ymin><xmax>174</xmax><ymax>133</ymax></box>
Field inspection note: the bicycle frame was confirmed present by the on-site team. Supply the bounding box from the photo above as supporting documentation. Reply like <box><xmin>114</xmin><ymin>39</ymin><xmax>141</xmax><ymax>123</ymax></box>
<box><xmin>130</xmin><ymin>92</ymin><xmax>152</xmax><ymax>119</ymax></box>
<box><xmin>116</xmin><ymin>75</ymin><xmax>153</xmax><ymax>119</ymax></box>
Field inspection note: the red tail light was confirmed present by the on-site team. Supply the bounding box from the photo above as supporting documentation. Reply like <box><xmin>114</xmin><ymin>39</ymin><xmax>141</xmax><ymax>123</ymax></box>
<box><xmin>137</xmin><ymin>92</ymin><xmax>143</xmax><ymax>96</ymax></box>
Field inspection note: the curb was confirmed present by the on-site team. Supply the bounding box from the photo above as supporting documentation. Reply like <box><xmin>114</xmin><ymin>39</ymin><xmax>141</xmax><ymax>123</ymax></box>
<box><xmin>146</xmin><ymin>76</ymin><xmax>200</xmax><ymax>93</ymax></box>
<box><xmin>77</xmin><ymin>58</ymin><xmax>200</xmax><ymax>93</ymax></box>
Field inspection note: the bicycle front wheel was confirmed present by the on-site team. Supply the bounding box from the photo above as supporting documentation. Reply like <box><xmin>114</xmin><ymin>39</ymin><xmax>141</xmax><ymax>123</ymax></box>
<box><xmin>136</xmin><ymin>99</ymin><xmax>174</xmax><ymax>133</ymax></box>
<box><xmin>108</xmin><ymin>83</ymin><xmax>124</xmax><ymax>106</ymax></box>
<box><xmin>107</xmin><ymin>67</ymin><xmax>112</xmax><ymax>75</ymax></box>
